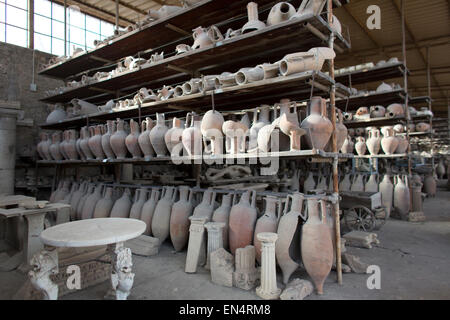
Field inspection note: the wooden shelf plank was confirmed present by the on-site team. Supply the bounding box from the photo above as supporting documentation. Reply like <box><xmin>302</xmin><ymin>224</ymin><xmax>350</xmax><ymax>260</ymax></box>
<box><xmin>335</xmin><ymin>62</ymin><xmax>407</xmax><ymax>86</ymax></box>
<box><xmin>335</xmin><ymin>89</ymin><xmax>406</xmax><ymax>110</ymax></box>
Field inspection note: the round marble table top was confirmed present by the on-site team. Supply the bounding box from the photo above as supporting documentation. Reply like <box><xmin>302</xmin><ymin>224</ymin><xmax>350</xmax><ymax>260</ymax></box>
<box><xmin>40</xmin><ymin>218</ymin><xmax>146</xmax><ymax>247</ymax></box>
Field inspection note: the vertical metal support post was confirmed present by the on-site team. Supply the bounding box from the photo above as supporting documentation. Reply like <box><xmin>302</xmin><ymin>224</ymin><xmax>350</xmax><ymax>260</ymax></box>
<box><xmin>401</xmin><ymin>0</ymin><xmax>411</xmax><ymax>176</ymax></box>
<box><xmin>28</xmin><ymin>0</ymin><xmax>34</xmax><ymax>49</ymax></box>
<box><xmin>64</xmin><ymin>0</ymin><xmax>67</xmax><ymax>56</ymax></box>
<box><xmin>115</xmin><ymin>0</ymin><xmax>120</xmax><ymax>30</ymax></box>
<box><xmin>426</xmin><ymin>47</ymin><xmax>435</xmax><ymax>171</ymax></box>
<box><xmin>327</xmin><ymin>0</ymin><xmax>342</xmax><ymax>285</ymax></box>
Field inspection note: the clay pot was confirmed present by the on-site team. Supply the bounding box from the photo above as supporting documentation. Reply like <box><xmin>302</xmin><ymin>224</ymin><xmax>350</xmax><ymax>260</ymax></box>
<box><xmin>199</xmin><ymin>75</ymin><xmax>217</xmax><ymax>93</ymax></box>
<box><xmin>41</xmin><ymin>134</ymin><xmax>52</xmax><ymax>160</ymax></box>
<box><xmin>129</xmin><ymin>188</ymin><xmax>147</xmax><ymax>219</ymax></box>
<box><xmin>182</xmin><ymin>112</ymin><xmax>203</xmax><ymax>156</ymax></box>
<box><xmin>93</xmin><ymin>187</ymin><xmax>114</xmax><ymax>218</ymax></box>
<box><xmin>267</xmin><ymin>2</ymin><xmax>296</xmax><ymax>26</ymax></box>
<box><xmin>339</xmin><ymin>172</ymin><xmax>351</xmax><ymax>191</ymax></box>
<box><xmin>46</xmin><ymin>104</ymin><xmax>67</xmax><ymax>123</ymax></box>
<box><xmin>248</xmin><ymin>106</ymin><xmax>270</xmax><ymax>152</ymax></box>
<box><xmin>76</xmin><ymin>184</ymin><xmax>94</xmax><ymax>219</ymax></box>
<box><xmin>182</xmin><ymin>78</ymin><xmax>201</xmax><ymax>95</ymax></box>
<box><xmin>125</xmin><ymin>119</ymin><xmax>142</xmax><ymax>159</ymax></box>
<box><xmin>325</xmin><ymin>109</ymin><xmax>347</xmax><ymax>152</ymax></box>
<box><xmin>303</xmin><ymin>171</ymin><xmax>316</xmax><ymax>190</ymax></box>
<box><xmin>258</xmin><ymin>63</ymin><xmax>280</xmax><ymax>80</ymax></box>
<box><xmin>279</xmin><ymin>47</ymin><xmax>335</xmax><ymax>76</ymax></box>
<box><xmin>212</xmin><ymin>193</ymin><xmax>233</xmax><ymax>250</ymax></box>
<box><xmin>88</xmin><ymin>125</ymin><xmax>105</xmax><ymax>160</ymax></box>
<box><xmin>376</xmin><ymin>82</ymin><xmax>392</xmax><ymax>92</ymax></box>
<box><xmin>279</xmin><ymin>103</ymin><xmax>306</xmax><ymax>151</ymax></box>
<box><xmin>254</xmin><ymin>196</ymin><xmax>280</xmax><ymax>263</ymax></box>
<box><xmin>379</xmin><ymin>174</ymin><xmax>393</xmax><ymax>218</ymax></box>
<box><xmin>150</xmin><ymin>113</ymin><xmax>169</xmax><ymax>157</ymax></box>
<box><xmin>370</xmin><ymin>105</ymin><xmax>386</xmax><ymax>118</ymax></box>
<box><xmin>395</xmin><ymin>135</ymin><xmax>409</xmax><ymax>154</ymax></box>
<box><xmin>355</xmin><ymin>107</ymin><xmax>369</xmax><ymax>120</ymax></box>
<box><xmin>366</xmin><ymin>128</ymin><xmax>381</xmax><ymax>155</ymax></box>
<box><xmin>110</xmin><ymin>119</ymin><xmax>128</xmax><ymax>159</ymax></box>
<box><xmin>394</xmin><ymin>175</ymin><xmax>410</xmax><ymax>218</ymax></box>
<box><xmin>64</xmin><ymin>130</ymin><xmax>79</xmax><ymax>160</ymax></box>
<box><xmin>436</xmin><ymin>159</ymin><xmax>446</xmax><ymax>179</ymax></box>
<box><xmin>301</xmin><ymin>197</ymin><xmax>333</xmax><ymax>295</ymax></box>
<box><xmin>110</xmin><ymin>188</ymin><xmax>132</xmax><ymax>218</ymax></box>
<box><xmin>148</xmin><ymin>5</ymin><xmax>181</xmax><ymax>20</ymax></box>
<box><xmin>381</xmin><ymin>126</ymin><xmax>399</xmax><ymax>155</ymax></box>
<box><xmin>201</xmin><ymin>110</ymin><xmax>224</xmax><ymax>155</ymax></box>
<box><xmin>393</xmin><ymin>124</ymin><xmax>404</xmax><ymax>133</ymax></box>
<box><xmin>386</xmin><ymin>103</ymin><xmax>404</xmax><ymax>117</ymax></box>
<box><xmin>80</xmin><ymin>126</ymin><xmax>94</xmax><ymax>160</ymax></box>
<box><xmin>69</xmin><ymin>181</ymin><xmax>87</xmax><ymax>220</ymax></box>
<box><xmin>49</xmin><ymin>132</ymin><xmax>63</xmax><ymax>160</ymax></box>
<box><xmin>81</xmin><ymin>184</ymin><xmax>103</xmax><ymax>220</ymax></box>
<box><xmin>170</xmin><ymin>186</ymin><xmax>194</xmax><ymax>251</ymax></box>
<box><xmin>49</xmin><ymin>180</ymin><xmax>62</xmax><ymax>203</ymax></box>
<box><xmin>141</xmin><ymin>189</ymin><xmax>161</xmax><ymax>235</ymax></box>
<box><xmin>340</xmin><ymin>135</ymin><xmax>354</xmax><ymax>154</ymax></box>
<box><xmin>301</xmin><ymin>97</ymin><xmax>333</xmax><ymax>150</ymax></box>
<box><xmin>364</xmin><ymin>174</ymin><xmax>378</xmax><ymax>192</ymax></box>
<box><xmin>138</xmin><ymin>117</ymin><xmax>154</xmax><ymax>160</ymax></box>
<box><xmin>102</xmin><ymin>120</ymin><xmax>115</xmax><ymax>160</ymax></box>
<box><xmin>242</xmin><ymin>2</ymin><xmax>266</xmax><ymax>34</ymax></box>
<box><xmin>59</xmin><ymin>131</ymin><xmax>69</xmax><ymax>160</ymax></box>
<box><xmin>355</xmin><ymin>136</ymin><xmax>366</xmax><ymax>155</ymax></box>
<box><xmin>222</xmin><ymin>114</ymin><xmax>249</xmax><ymax>154</ymax></box>
<box><xmin>215</xmin><ymin>72</ymin><xmax>237</xmax><ymax>88</ymax></box>
<box><xmin>416</xmin><ymin>122</ymin><xmax>431</xmax><ymax>132</ymax></box>
<box><xmin>165</xmin><ymin>117</ymin><xmax>184</xmax><ymax>155</ymax></box>
<box><xmin>36</xmin><ymin>133</ymin><xmax>47</xmax><ymax>160</ymax></box>
<box><xmin>423</xmin><ymin>174</ymin><xmax>436</xmax><ymax>197</ymax></box>
<box><xmin>75</xmin><ymin>130</ymin><xmax>85</xmax><ymax>160</ymax></box>
<box><xmin>152</xmin><ymin>186</ymin><xmax>177</xmax><ymax>243</ymax></box>
<box><xmin>192</xmin><ymin>188</ymin><xmax>217</xmax><ymax>220</ymax></box>
<box><xmin>228</xmin><ymin>190</ymin><xmax>257</xmax><ymax>255</ymax></box>
<box><xmin>174</xmin><ymin>85</ymin><xmax>184</xmax><ymax>98</ymax></box>
<box><xmin>235</xmin><ymin>66</ymin><xmax>264</xmax><ymax>85</ymax></box>
<box><xmin>191</xmin><ymin>25</ymin><xmax>223</xmax><ymax>50</ymax></box>
<box><xmin>71</xmin><ymin>99</ymin><xmax>98</xmax><ymax>115</ymax></box>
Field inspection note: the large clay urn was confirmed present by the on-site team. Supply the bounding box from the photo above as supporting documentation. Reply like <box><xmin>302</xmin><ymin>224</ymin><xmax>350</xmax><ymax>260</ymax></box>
<box><xmin>76</xmin><ymin>130</ymin><xmax>85</xmax><ymax>160</ymax></box>
<box><xmin>339</xmin><ymin>172</ymin><xmax>351</xmax><ymax>191</ymax></box>
<box><xmin>423</xmin><ymin>174</ymin><xmax>436</xmax><ymax>197</ymax></box>
<box><xmin>165</xmin><ymin>117</ymin><xmax>184</xmax><ymax>155</ymax></box>
<box><xmin>303</xmin><ymin>171</ymin><xmax>316</xmax><ymax>191</ymax></box>
<box><xmin>81</xmin><ymin>184</ymin><xmax>103</xmax><ymax>220</ymax></box>
<box><xmin>151</xmin><ymin>186</ymin><xmax>177</xmax><ymax>243</ymax></box>
<box><xmin>366</xmin><ymin>128</ymin><xmax>381</xmax><ymax>155</ymax></box>
<box><xmin>254</xmin><ymin>196</ymin><xmax>280</xmax><ymax>264</ymax></box>
<box><xmin>279</xmin><ymin>103</ymin><xmax>306</xmax><ymax>151</ymax></box>
<box><xmin>138</xmin><ymin>117</ymin><xmax>154</xmax><ymax>160</ymax></box>
<box><xmin>201</xmin><ymin>110</ymin><xmax>224</xmax><ymax>155</ymax></box>
<box><xmin>248</xmin><ymin>105</ymin><xmax>270</xmax><ymax>152</ymax></box>
<box><xmin>370</xmin><ymin>105</ymin><xmax>386</xmax><ymax>118</ymax></box>
<box><xmin>41</xmin><ymin>134</ymin><xmax>53</xmax><ymax>160</ymax></box>
<box><xmin>110</xmin><ymin>188</ymin><xmax>132</xmax><ymax>218</ymax></box>
<box><xmin>242</xmin><ymin>2</ymin><xmax>266</xmax><ymax>34</ymax></box>
<box><xmin>102</xmin><ymin>121</ymin><xmax>115</xmax><ymax>160</ymax></box>
<box><xmin>141</xmin><ymin>188</ymin><xmax>161</xmax><ymax>235</ymax></box>
<box><xmin>37</xmin><ymin>133</ymin><xmax>47</xmax><ymax>160</ymax></box>
<box><xmin>129</xmin><ymin>188</ymin><xmax>147</xmax><ymax>219</ymax></box>
<box><xmin>381</xmin><ymin>126</ymin><xmax>399</xmax><ymax>155</ymax></box>
<box><xmin>169</xmin><ymin>186</ymin><xmax>194</xmax><ymax>251</ymax></box>
<box><xmin>379</xmin><ymin>174</ymin><xmax>394</xmax><ymax>218</ymax></box>
<box><xmin>93</xmin><ymin>186</ymin><xmax>114</xmax><ymax>218</ymax></box>
<box><xmin>212</xmin><ymin>193</ymin><xmax>233</xmax><ymax>250</ymax></box>
<box><xmin>436</xmin><ymin>159</ymin><xmax>446</xmax><ymax>179</ymax></box>
<box><xmin>222</xmin><ymin>114</ymin><xmax>250</xmax><ymax>154</ymax></box>
<box><xmin>228</xmin><ymin>190</ymin><xmax>257</xmax><ymax>255</ymax></box>
<box><xmin>364</xmin><ymin>174</ymin><xmax>378</xmax><ymax>192</ymax></box>
<box><xmin>326</xmin><ymin>109</ymin><xmax>348</xmax><ymax>152</ymax></box>
<box><xmin>395</xmin><ymin>135</ymin><xmax>409</xmax><ymax>154</ymax></box>
<box><xmin>49</xmin><ymin>180</ymin><xmax>62</xmax><ymax>203</ymax></box>
<box><xmin>150</xmin><ymin>113</ymin><xmax>169</xmax><ymax>157</ymax></box>
<box><xmin>49</xmin><ymin>132</ymin><xmax>63</xmax><ymax>160</ymax></box>
<box><xmin>69</xmin><ymin>181</ymin><xmax>87</xmax><ymax>220</ymax></box>
<box><xmin>110</xmin><ymin>119</ymin><xmax>128</xmax><ymax>159</ymax></box>
<box><xmin>266</xmin><ymin>2</ymin><xmax>296</xmax><ymax>26</ymax></box>
<box><xmin>76</xmin><ymin>184</ymin><xmax>94</xmax><ymax>219</ymax></box>
<box><xmin>88</xmin><ymin>125</ymin><xmax>105</xmax><ymax>160</ymax></box>
<box><xmin>340</xmin><ymin>135</ymin><xmax>354</xmax><ymax>154</ymax></box>
<box><xmin>192</xmin><ymin>188</ymin><xmax>217</xmax><ymax>220</ymax></box>
<box><xmin>301</xmin><ymin>97</ymin><xmax>333</xmax><ymax>150</ymax></box>
<box><xmin>301</xmin><ymin>197</ymin><xmax>333</xmax><ymax>295</ymax></box>
<box><xmin>64</xmin><ymin>130</ymin><xmax>79</xmax><ymax>160</ymax></box>
<box><xmin>80</xmin><ymin>126</ymin><xmax>94</xmax><ymax>160</ymax></box>
<box><xmin>276</xmin><ymin>193</ymin><xmax>305</xmax><ymax>284</ymax></box>
<box><xmin>355</xmin><ymin>136</ymin><xmax>366</xmax><ymax>155</ymax></box>
<box><xmin>125</xmin><ymin>119</ymin><xmax>142</xmax><ymax>159</ymax></box>
<box><xmin>393</xmin><ymin>175</ymin><xmax>410</xmax><ymax>219</ymax></box>
<box><xmin>59</xmin><ymin>131</ymin><xmax>69</xmax><ymax>160</ymax></box>
<box><xmin>182</xmin><ymin>112</ymin><xmax>203</xmax><ymax>156</ymax></box>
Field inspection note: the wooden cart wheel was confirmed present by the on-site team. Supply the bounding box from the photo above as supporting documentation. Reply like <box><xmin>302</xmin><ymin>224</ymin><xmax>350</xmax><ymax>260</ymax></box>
<box><xmin>344</xmin><ymin>206</ymin><xmax>376</xmax><ymax>231</ymax></box>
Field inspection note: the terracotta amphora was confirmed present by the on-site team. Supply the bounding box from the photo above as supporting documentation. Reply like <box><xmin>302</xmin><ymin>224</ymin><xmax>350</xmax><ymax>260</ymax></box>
<box><xmin>365</xmin><ymin>128</ymin><xmax>381</xmax><ymax>155</ymax></box>
<box><xmin>393</xmin><ymin>175</ymin><xmax>410</xmax><ymax>219</ymax></box>
<box><xmin>267</xmin><ymin>2</ymin><xmax>296</xmax><ymax>26</ymax></box>
<box><xmin>41</xmin><ymin>134</ymin><xmax>53</xmax><ymax>160</ymax></box>
<box><xmin>279</xmin><ymin>102</ymin><xmax>306</xmax><ymax>151</ymax></box>
<box><xmin>436</xmin><ymin>158</ymin><xmax>446</xmax><ymax>179</ymax></box>
<box><xmin>93</xmin><ymin>186</ymin><xmax>114</xmax><ymax>218</ymax></box>
<box><xmin>201</xmin><ymin>110</ymin><xmax>224</xmax><ymax>155</ymax></box>
<box><xmin>303</xmin><ymin>171</ymin><xmax>316</xmax><ymax>191</ymax></box>
<box><xmin>69</xmin><ymin>181</ymin><xmax>86</xmax><ymax>220</ymax></box>
<box><xmin>141</xmin><ymin>188</ymin><xmax>161</xmax><ymax>235</ymax></box>
<box><xmin>165</xmin><ymin>117</ymin><xmax>184</xmax><ymax>155</ymax></box>
<box><xmin>364</xmin><ymin>174</ymin><xmax>378</xmax><ymax>192</ymax></box>
<box><xmin>340</xmin><ymin>135</ymin><xmax>354</xmax><ymax>154</ymax></box>
<box><xmin>381</xmin><ymin>126</ymin><xmax>399</xmax><ymax>155</ymax></box>
<box><xmin>191</xmin><ymin>25</ymin><xmax>223</xmax><ymax>50</ymax></box>
<box><xmin>423</xmin><ymin>174</ymin><xmax>436</xmax><ymax>197</ymax></box>
<box><xmin>301</xmin><ymin>97</ymin><xmax>333</xmax><ymax>150</ymax></box>
<box><xmin>63</xmin><ymin>182</ymin><xmax>78</xmax><ymax>208</ymax></box>
<box><xmin>254</xmin><ymin>196</ymin><xmax>281</xmax><ymax>263</ymax></box>
<box><xmin>37</xmin><ymin>133</ymin><xmax>47</xmax><ymax>160</ymax></box>
<box><xmin>81</xmin><ymin>184</ymin><xmax>103</xmax><ymax>220</ymax></box>
<box><xmin>235</xmin><ymin>66</ymin><xmax>264</xmax><ymax>85</ymax></box>
<box><xmin>351</xmin><ymin>174</ymin><xmax>364</xmax><ymax>192</ymax></box>
<box><xmin>386</xmin><ymin>103</ymin><xmax>404</xmax><ymax>117</ymax></box>
<box><xmin>110</xmin><ymin>118</ymin><xmax>128</xmax><ymax>159</ymax></box>
<box><xmin>80</xmin><ymin>126</ymin><xmax>94</xmax><ymax>160</ymax></box>
<box><xmin>182</xmin><ymin>112</ymin><xmax>203</xmax><ymax>156</ymax></box>
<box><xmin>222</xmin><ymin>114</ymin><xmax>249</xmax><ymax>154</ymax></box>
<box><xmin>49</xmin><ymin>132</ymin><xmax>63</xmax><ymax>160</ymax></box>
<box><xmin>339</xmin><ymin>172</ymin><xmax>351</xmax><ymax>191</ymax></box>
<box><xmin>379</xmin><ymin>174</ymin><xmax>393</xmax><ymax>218</ymax></box>
<box><xmin>125</xmin><ymin>119</ymin><xmax>142</xmax><ymax>159</ymax></box>
<box><xmin>212</xmin><ymin>193</ymin><xmax>233</xmax><ymax>250</ymax></box>
<box><xmin>138</xmin><ymin>117</ymin><xmax>154</xmax><ymax>160</ymax></box>
<box><xmin>76</xmin><ymin>129</ymin><xmax>85</xmax><ymax>160</ymax></box>
<box><xmin>182</xmin><ymin>78</ymin><xmax>201</xmax><ymax>95</ymax></box>
<box><xmin>46</xmin><ymin>104</ymin><xmax>67</xmax><ymax>123</ymax></box>
<box><xmin>150</xmin><ymin>113</ymin><xmax>169</xmax><ymax>157</ymax></box>
<box><xmin>279</xmin><ymin>47</ymin><xmax>335</xmax><ymax>76</ymax></box>
<box><xmin>102</xmin><ymin>120</ymin><xmax>115</xmax><ymax>160</ymax></box>
<box><xmin>59</xmin><ymin>131</ymin><xmax>68</xmax><ymax>160</ymax></box>
<box><xmin>192</xmin><ymin>188</ymin><xmax>217</xmax><ymax>221</ymax></box>
<box><xmin>395</xmin><ymin>135</ymin><xmax>409</xmax><ymax>154</ymax></box>
<box><xmin>301</xmin><ymin>197</ymin><xmax>333</xmax><ymax>295</ymax></box>
<box><xmin>370</xmin><ymin>105</ymin><xmax>386</xmax><ymax>118</ymax></box>
<box><xmin>110</xmin><ymin>188</ymin><xmax>132</xmax><ymax>218</ymax></box>
<box><xmin>151</xmin><ymin>186</ymin><xmax>177</xmax><ymax>243</ymax></box>
<box><xmin>65</xmin><ymin>130</ymin><xmax>79</xmax><ymax>160</ymax></box>
<box><xmin>242</xmin><ymin>2</ymin><xmax>266</xmax><ymax>34</ymax></box>
<box><xmin>169</xmin><ymin>186</ymin><xmax>194</xmax><ymax>251</ymax></box>
<box><xmin>228</xmin><ymin>190</ymin><xmax>257</xmax><ymax>255</ymax></box>
<box><xmin>54</xmin><ymin>180</ymin><xmax>71</xmax><ymax>203</ymax></box>
<box><xmin>355</xmin><ymin>136</ymin><xmax>366</xmax><ymax>156</ymax></box>
<box><xmin>129</xmin><ymin>188</ymin><xmax>147</xmax><ymax>219</ymax></box>
<box><xmin>88</xmin><ymin>125</ymin><xmax>105</xmax><ymax>160</ymax></box>
<box><xmin>49</xmin><ymin>180</ymin><xmax>62</xmax><ymax>203</ymax></box>
<box><xmin>326</xmin><ymin>109</ymin><xmax>347</xmax><ymax>152</ymax></box>
<box><xmin>76</xmin><ymin>184</ymin><xmax>94</xmax><ymax>219</ymax></box>
<box><xmin>248</xmin><ymin>105</ymin><xmax>270</xmax><ymax>152</ymax></box>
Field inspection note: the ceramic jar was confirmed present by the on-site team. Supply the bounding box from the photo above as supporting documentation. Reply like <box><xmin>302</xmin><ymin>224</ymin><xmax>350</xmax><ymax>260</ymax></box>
<box><xmin>76</xmin><ymin>184</ymin><xmax>94</xmax><ymax>219</ymax></box>
<box><xmin>279</xmin><ymin>102</ymin><xmax>306</xmax><ymax>151</ymax></box>
<box><xmin>423</xmin><ymin>174</ymin><xmax>436</xmax><ymax>197</ymax></box>
<box><xmin>191</xmin><ymin>25</ymin><xmax>223</xmax><ymax>50</ymax></box>
<box><xmin>351</xmin><ymin>174</ymin><xmax>364</xmax><ymax>192</ymax></box>
<box><xmin>49</xmin><ymin>132</ymin><xmax>63</xmax><ymax>160</ymax></box>
<box><xmin>37</xmin><ymin>133</ymin><xmax>49</xmax><ymax>160</ymax></box>
<box><xmin>393</xmin><ymin>175</ymin><xmax>410</xmax><ymax>218</ymax></box>
<box><xmin>379</xmin><ymin>174</ymin><xmax>393</xmax><ymax>218</ymax></box>
<box><xmin>46</xmin><ymin>104</ymin><xmax>67</xmax><ymax>123</ymax></box>
<box><xmin>339</xmin><ymin>172</ymin><xmax>351</xmax><ymax>191</ymax></box>
<box><xmin>110</xmin><ymin>188</ymin><xmax>132</xmax><ymax>218</ymax></box>
<box><xmin>395</xmin><ymin>135</ymin><xmax>409</xmax><ymax>154</ymax></box>
<box><xmin>102</xmin><ymin>120</ymin><xmax>115</xmax><ymax>160</ymax></box>
<box><xmin>110</xmin><ymin>119</ymin><xmax>128</xmax><ymax>159</ymax></box>
<box><xmin>366</xmin><ymin>128</ymin><xmax>381</xmax><ymax>155</ymax></box>
<box><xmin>266</xmin><ymin>2</ymin><xmax>296</xmax><ymax>26</ymax></box>
<box><xmin>228</xmin><ymin>190</ymin><xmax>257</xmax><ymax>255</ymax></box>
<box><xmin>93</xmin><ymin>186</ymin><xmax>114</xmax><ymax>218</ymax></box>
<box><xmin>81</xmin><ymin>126</ymin><xmax>95</xmax><ymax>160</ymax></box>
<box><xmin>242</xmin><ymin>2</ymin><xmax>266</xmax><ymax>34</ymax></box>
<box><xmin>355</xmin><ymin>136</ymin><xmax>366</xmax><ymax>155</ymax></box>
<box><xmin>386</xmin><ymin>103</ymin><xmax>404</xmax><ymax>117</ymax></box>
<box><xmin>129</xmin><ymin>188</ymin><xmax>147</xmax><ymax>219</ymax></box>
<box><xmin>279</xmin><ymin>47</ymin><xmax>335</xmax><ymax>76</ymax></box>
<box><xmin>64</xmin><ymin>130</ymin><xmax>79</xmax><ymax>160</ymax></box>
<box><xmin>152</xmin><ymin>186</ymin><xmax>177</xmax><ymax>243</ymax></box>
<box><xmin>169</xmin><ymin>186</ymin><xmax>194</xmax><ymax>251</ymax></box>
<box><xmin>436</xmin><ymin>159</ymin><xmax>446</xmax><ymax>179</ymax></box>
<box><xmin>301</xmin><ymin>198</ymin><xmax>333</xmax><ymax>295</ymax></box>
<box><xmin>248</xmin><ymin>106</ymin><xmax>270</xmax><ymax>152</ymax></box>
<box><xmin>301</xmin><ymin>97</ymin><xmax>333</xmax><ymax>150</ymax></box>
<box><xmin>364</xmin><ymin>174</ymin><xmax>378</xmax><ymax>192</ymax></box>
<box><xmin>254</xmin><ymin>196</ymin><xmax>280</xmax><ymax>263</ymax></box>
<box><xmin>59</xmin><ymin>131</ymin><xmax>69</xmax><ymax>160</ymax></box>
<box><xmin>81</xmin><ymin>184</ymin><xmax>103</xmax><ymax>220</ymax></box>
<box><xmin>370</xmin><ymin>105</ymin><xmax>386</xmax><ymax>118</ymax></box>
<box><xmin>140</xmin><ymin>189</ymin><xmax>161</xmax><ymax>235</ymax></box>
<box><xmin>150</xmin><ymin>113</ymin><xmax>169</xmax><ymax>157</ymax></box>
<box><xmin>165</xmin><ymin>117</ymin><xmax>184</xmax><ymax>155</ymax></box>
<box><xmin>340</xmin><ymin>135</ymin><xmax>354</xmax><ymax>154</ymax></box>
<box><xmin>212</xmin><ymin>193</ymin><xmax>233</xmax><ymax>250</ymax></box>
<box><xmin>69</xmin><ymin>181</ymin><xmax>87</xmax><ymax>220</ymax></box>
<box><xmin>138</xmin><ymin>117</ymin><xmax>154</xmax><ymax>160</ymax></box>
<box><xmin>182</xmin><ymin>112</ymin><xmax>203</xmax><ymax>156</ymax></box>
<box><xmin>192</xmin><ymin>188</ymin><xmax>217</xmax><ymax>220</ymax></box>
<box><xmin>88</xmin><ymin>125</ymin><xmax>105</xmax><ymax>160</ymax></box>
<box><xmin>201</xmin><ymin>110</ymin><xmax>224</xmax><ymax>155</ymax></box>
<box><xmin>325</xmin><ymin>109</ymin><xmax>347</xmax><ymax>152</ymax></box>
<box><xmin>381</xmin><ymin>126</ymin><xmax>399</xmax><ymax>155</ymax></box>
<box><xmin>125</xmin><ymin>119</ymin><xmax>142</xmax><ymax>159</ymax></box>
<box><xmin>235</xmin><ymin>66</ymin><xmax>264</xmax><ymax>85</ymax></box>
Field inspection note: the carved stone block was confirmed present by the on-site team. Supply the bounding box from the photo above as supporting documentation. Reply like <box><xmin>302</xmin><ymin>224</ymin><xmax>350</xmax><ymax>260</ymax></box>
<box><xmin>343</xmin><ymin>231</ymin><xmax>380</xmax><ymax>249</ymax></box>
<box><xmin>233</xmin><ymin>245</ymin><xmax>259</xmax><ymax>290</ymax></box>
<box><xmin>280</xmin><ymin>278</ymin><xmax>314</xmax><ymax>300</ymax></box>
<box><xmin>210</xmin><ymin>248</ymin><xmax>234</xmax><ymax>287</ymax></box>
<box><xmin>125</xmin><ymin>235</ymin><xmax>160</xmax><ymax>256</ymax></box>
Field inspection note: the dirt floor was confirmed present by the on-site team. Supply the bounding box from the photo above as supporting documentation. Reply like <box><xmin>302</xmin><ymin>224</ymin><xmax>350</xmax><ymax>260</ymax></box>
<box><xmin>1</xmin><ymin>188</ymin><xmax>449</xmax><ymax>300</ymax></box>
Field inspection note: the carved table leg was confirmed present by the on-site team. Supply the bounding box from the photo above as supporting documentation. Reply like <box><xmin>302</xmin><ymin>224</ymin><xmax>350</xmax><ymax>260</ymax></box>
<box><xmin>108</xmin><ymin>242</ymin><xmax>134</xmax><ymax>300</ymax></box>
<box><xmin>23</xmin><ymin>213</ymin><xmax>46</xmax><ymax>264</ymax></box>
<box><xmin>28</xmin><ymin>248</ymin><xmax>59</xmax><ymax>300</ymax></box>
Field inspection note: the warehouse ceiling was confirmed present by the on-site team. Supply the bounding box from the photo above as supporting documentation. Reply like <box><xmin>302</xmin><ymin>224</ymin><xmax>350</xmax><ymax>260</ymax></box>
<box><xmin>49</xmin><ymin>0</ymin><xmax>450</xmax><ymax>117</ymax></box>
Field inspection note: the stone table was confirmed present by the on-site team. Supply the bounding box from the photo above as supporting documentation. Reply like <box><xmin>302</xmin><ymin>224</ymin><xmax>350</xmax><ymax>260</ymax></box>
<box><xmin>28</xmin><ymin>218</ymin><xmax>145</xmax><ymax>300</ymax></box>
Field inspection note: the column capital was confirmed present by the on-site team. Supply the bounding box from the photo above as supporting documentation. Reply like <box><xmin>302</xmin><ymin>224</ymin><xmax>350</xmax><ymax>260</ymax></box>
<box><xmin>257</xmin><ymin>232</ymin><xmax>278</xmax><ymax>243</ymax></box>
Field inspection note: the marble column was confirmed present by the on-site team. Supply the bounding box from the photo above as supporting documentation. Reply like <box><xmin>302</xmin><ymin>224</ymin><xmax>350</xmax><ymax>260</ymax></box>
<box><xmin>185</xmin><ymin>216</ymin><xmax>207</xmax><ymax>273</ymax></box>
<box><xmin>233</xmin><ymin>245</ymin><xmax>259</xmax><ymax>290</ymax></box>
<box><xmin>256</xmin><ymin>232</ymin><xmax>280</xmax><ymax>300</ymax></box>
<box><xmin>205</xmin><ymin>222</ymin><xmax>225</xmax><ymax>270</ymax></box>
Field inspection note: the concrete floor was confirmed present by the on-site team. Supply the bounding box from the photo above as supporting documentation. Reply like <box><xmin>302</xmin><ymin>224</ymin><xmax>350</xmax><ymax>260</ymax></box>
<box><xmin>1</xmin><ymin>189</ymin><xmax>449</xmax><ymax>300</ymax></box>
